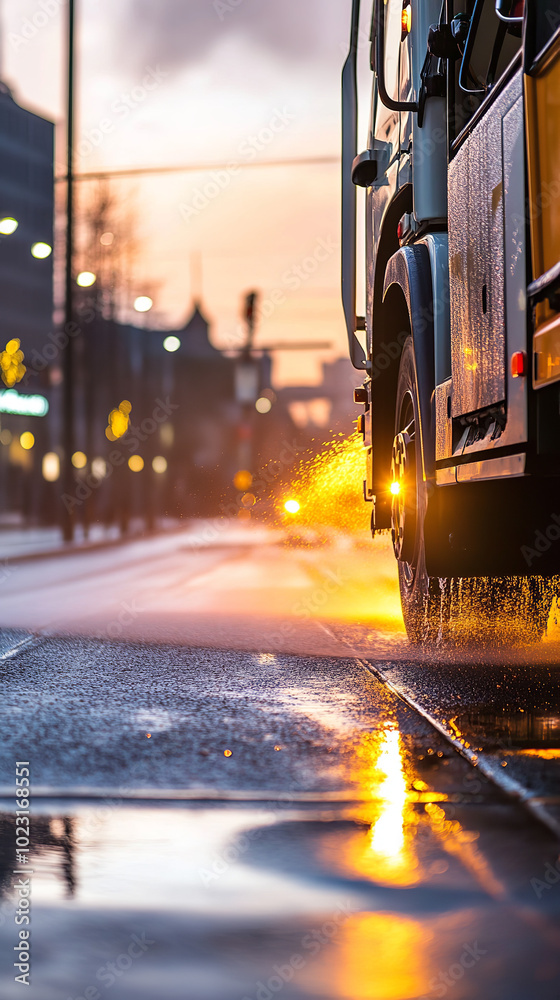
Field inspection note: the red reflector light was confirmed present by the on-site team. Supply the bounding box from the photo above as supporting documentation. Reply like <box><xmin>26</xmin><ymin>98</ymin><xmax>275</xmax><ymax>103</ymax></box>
<box><xmin>511</xmin><ymin>351</ymin><xmax>527</xmax><ymax>378</ymax></box>
<box><xmin>397</xmin><ymin>221</ymin><xmax>404</xmax><ymax>241</ymax></box>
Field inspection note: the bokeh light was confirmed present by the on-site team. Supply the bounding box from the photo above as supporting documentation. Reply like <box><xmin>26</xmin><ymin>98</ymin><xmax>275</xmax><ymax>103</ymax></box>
<box><xmin>42</xmin><ymin>452</ymin><xmax>60</xmax><ymax>482</ymax></box>
<box><xmin>255</xmin><ymin>397</ymin><xmax>272</xmax><ymax>414</ymax></box>
<box><xmin>152</xmin><ymin>455</ymin><xmax>167</xmax><ymax>474</ymax></box>
<box><xmin>77</xmin><ymin>271</ymin><xmax>97</xmax><ymax>288</ymax></box>
<box><xmin>91</xmin><ymin>457</ymin><xmax>107</xmax><ymax>479</ymax></box>
<box><xmin>284</xmin><ymin>499</ymin><xmax>300</xmax><ymax>514</ymax></box>
<box><xmin>0</xmin><ymin>338</ymin><xmax>26</xmax><ymax>387</ymax></box>
<box><xmin>31</xmin><ymin>242</ymin><xmax>52</xmax><ymax>259</ymax></box>
<box><xmin>107</xmin><ymin>400</ymin><xmax>131</xmax><ymax>440</ymax></box>
<box><xmin>128</xmin><ymin>455</ymin><xmax>144</xmax><ymax>472</ymax></box>
<box><xmin>233</xmin><ymin>469</ymin><xmax>252</xmax><ymax>491</ymax></box>
<box><xmin>134</xmin><ymin>296</ymin><xmax>153</xmax><ymax>313</ymax></box>
<box><xmin>163</xmin><ymin>336</ymin><xmax>181</xmax><ymax>353</ymax></box>
<box><xmin>0</xmin><ymin>218</ymin><xmax>18</xmax><ymax>235</ymax></box>
<box><xmin>71</xmin><ymin>451</ymin><xmax>87</xmax><ymax>469</ymax></box>
<box><xmin>20</xmin><ymin>432</ymin><xmax>34</xmax><ymax>450</ymax></box>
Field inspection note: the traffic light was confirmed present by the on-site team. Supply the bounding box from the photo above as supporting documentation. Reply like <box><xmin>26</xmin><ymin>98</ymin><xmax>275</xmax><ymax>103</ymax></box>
<box><xmin>0</xmin><ymin>339</ymin><xmax>26</xmax><ymax>388</ymax></box>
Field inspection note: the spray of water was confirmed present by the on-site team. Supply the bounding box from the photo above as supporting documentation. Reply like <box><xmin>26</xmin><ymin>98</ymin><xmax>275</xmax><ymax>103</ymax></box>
<box><xmin>277</xmin><ymin>431</ymin><xmax>370</xmax><ymax>535</ymax></box>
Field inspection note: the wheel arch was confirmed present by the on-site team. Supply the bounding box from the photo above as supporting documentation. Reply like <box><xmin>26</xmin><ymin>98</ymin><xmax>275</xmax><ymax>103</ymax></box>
<box><xmin>382</xmin><ymin>244</ymin><xmax>436</xmax><ymax>483</ymax></box>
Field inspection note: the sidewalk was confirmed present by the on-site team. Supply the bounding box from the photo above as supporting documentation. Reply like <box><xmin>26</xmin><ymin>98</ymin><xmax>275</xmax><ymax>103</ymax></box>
<box><xmin>0</xmin><ymin>519</ymin><xmax>179</xmax><ymax>562</ymax></box>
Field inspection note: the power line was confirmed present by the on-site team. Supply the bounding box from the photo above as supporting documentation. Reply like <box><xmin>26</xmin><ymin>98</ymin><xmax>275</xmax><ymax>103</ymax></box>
<box><xmin>253</xmin><ymin>341</ymin><xmax>333</xmax><ymax>352</ymax></box>
<box><xmin>55</xmin><ymin>154</ymin><xmax>339</xmax><ymax>183</ymax></box>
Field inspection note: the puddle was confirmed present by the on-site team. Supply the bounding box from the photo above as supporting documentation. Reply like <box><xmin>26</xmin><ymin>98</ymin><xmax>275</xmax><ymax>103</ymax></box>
<box><xmin>451</xmin><ymin>708</ymin><xmax>560</xmax><ymax>752</ymax></box>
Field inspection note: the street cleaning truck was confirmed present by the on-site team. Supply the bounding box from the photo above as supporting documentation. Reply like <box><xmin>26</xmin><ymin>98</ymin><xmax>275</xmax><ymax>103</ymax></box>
<box><xmin>342</xmin><ymin>0</ymin><xmax>560</xmax><ymax>641</ymax></box>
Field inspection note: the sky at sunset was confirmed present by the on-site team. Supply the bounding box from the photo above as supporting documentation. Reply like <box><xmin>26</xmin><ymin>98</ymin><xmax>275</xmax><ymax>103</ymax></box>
<box><xmin>2</xmin><ymin>0</ymin><xmax>355</xmax><ymax>386</ymax></box>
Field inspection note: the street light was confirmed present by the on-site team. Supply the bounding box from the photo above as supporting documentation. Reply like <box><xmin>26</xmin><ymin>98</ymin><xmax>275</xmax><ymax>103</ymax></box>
<box><xmin>0</xmin><ymin>218</ymin><xmax>18</xmax><ymax>235</ymax></box>
<box><xmin>76</xmin><ymin>270</ymin><xmax>96</xmax><ymax>287</ymax></box>
<box><xmin>163</xmin><ymin>335</ymin><xmax>181</xmax><ymax>353</ymax></box>
<box><xmin>62</xmin><ymin>0</ymin><xmax>76</xmax><ymax>543</ymax></box>
<box><xmin>31</xmin><ymin>242</ymin><xmax>52</xmax><ymax>259</ymax></box>
<box><xmin>134</xmin><ymin>295</ymin><xmax>153</xmax><ymax>313</ymax></box>
<box><xmin>20</xmin><ymin>432</ymin><xmax>35</xmax><ymax>451</ymax></box>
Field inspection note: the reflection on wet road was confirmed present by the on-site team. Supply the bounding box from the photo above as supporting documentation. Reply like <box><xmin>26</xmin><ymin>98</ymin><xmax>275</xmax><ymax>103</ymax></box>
<box><xmin>0</xmin><ymin>636</ymin><xmax>559</xmax><ymax>997</ymax></box>
<box><xmin>0</xmin><ymin>524</ymin><xmax>559</xmax><ymax>997</ymax></box>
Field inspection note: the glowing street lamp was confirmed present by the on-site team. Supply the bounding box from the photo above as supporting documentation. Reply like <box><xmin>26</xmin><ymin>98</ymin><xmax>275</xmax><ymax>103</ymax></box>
<box><xmin>134</xmin><ymin>295</ymin><xmax>153</xmax><ymax>313</ymax></box>
<box><xmin>0</xmin><ymin>218</ymin><xmax>18</xmax><ymax>236</ymax></box>
<box><xmin>76</xmin><ymin>271</ymin><xmax>96</xmax><ymax>287</ymax></box>
<box><xmin>20</xmin><ymin>432</ymin><xmax>35</xmax><ymax>451</ymax></box>
<box><xmin>163</xmin><ymin>336</ymin><xmax>181</xmax><ymax>353</ymax></box>
<box><xmin>31</xmin><ymin>242</ymin><xmax>52</xmax><ymax>259</ymax></box>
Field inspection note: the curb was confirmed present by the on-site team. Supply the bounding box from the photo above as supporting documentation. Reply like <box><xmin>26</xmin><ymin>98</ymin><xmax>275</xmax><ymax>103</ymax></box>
<box><xmin>1</xmin><ymin>523</ymin><xmax>191</xmax><ymax>566</ymax></box>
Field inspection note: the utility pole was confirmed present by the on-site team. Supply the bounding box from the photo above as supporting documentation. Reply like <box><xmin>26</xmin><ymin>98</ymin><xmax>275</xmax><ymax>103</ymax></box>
<box><xmin>233</xmin><ymin>292</ymin><xmax>260</xmax><ymax>475</ymax></box>
<box><xmin>243</xmin><ymin>291</ymin><xmax>257</xmax><ymax>356</ymax></box>
<box><xmin>62</xmin><ymin>0</ymin><xmax>75</xmax><ymax>542</ymax></box>
<box><xmin>0</xmin><ymin>0</ymin><xmax>4</xmax><ymax>81</ymax></box>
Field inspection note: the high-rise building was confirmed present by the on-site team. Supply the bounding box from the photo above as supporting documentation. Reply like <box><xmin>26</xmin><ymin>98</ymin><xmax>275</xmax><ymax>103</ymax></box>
<box><xmin>0</xmin><ymin>82</ymin><xmax>54</xmax><ymax>350</ymax></box>
<box><xmin>0</xmin><ymin>83</ymin><xmax>54</xmax><ymax>522</ymax></box>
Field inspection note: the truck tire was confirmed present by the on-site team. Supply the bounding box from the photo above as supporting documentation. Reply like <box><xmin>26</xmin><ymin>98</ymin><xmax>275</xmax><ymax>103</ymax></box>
<box><xmin>392</xmin><ymin>338</ymin><xmax>443</xmax><ymax>642</ymax></box>
<box><xmin>392</xmin><ymin>339</ymin><xmax>559</xmax><ymax>644</ymax></box>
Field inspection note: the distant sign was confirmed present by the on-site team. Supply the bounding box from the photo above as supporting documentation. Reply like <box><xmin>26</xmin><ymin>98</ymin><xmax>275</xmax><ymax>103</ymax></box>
<box><xmin>235</xmin><ymin>362</ymin><xmax>259</xmax><ymax>404</ymax></box>
<box><xmin>0</xmin><ymin>389</ymin><xmax>49</xmax><ymax>417</ymax></box>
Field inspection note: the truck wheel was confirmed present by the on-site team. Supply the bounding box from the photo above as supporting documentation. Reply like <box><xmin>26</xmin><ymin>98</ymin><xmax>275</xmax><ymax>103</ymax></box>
<box><xmin>392</xmin><ymin>338</ymin><xmax>443</xmax><ymax>643</ymax></box>
<box><xmin>391</xmin><ymin>339</ymin><xmax>559</xmax><ymax>644</ymax></box>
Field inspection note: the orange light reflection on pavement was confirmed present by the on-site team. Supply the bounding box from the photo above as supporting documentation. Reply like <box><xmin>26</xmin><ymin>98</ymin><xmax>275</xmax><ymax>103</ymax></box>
<box><xmin>369</xmin><ymin>729</ymin><xmax>410</xmax><ymax>868</ymax></box>
<box><xmin>320</xmin><ymin>913</ymin><xmax>430</xmax><ymax>1000</ymax></box>
<box><xmin>320</xmin><ymin>727</ymin><xmax>421</xmax><ymax>888</ymax></box>
<box><xmin>305</xmin><ymin>722</ymin><xmax>513</xmax><ymax>999</ymax></box>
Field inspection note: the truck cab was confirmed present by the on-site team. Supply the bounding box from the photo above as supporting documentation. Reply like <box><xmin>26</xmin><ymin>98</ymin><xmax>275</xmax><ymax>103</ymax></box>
<box><xmin>342</xmin><ymin>1</ymin><xmax>560</xmax><ymax>641</ymax></box>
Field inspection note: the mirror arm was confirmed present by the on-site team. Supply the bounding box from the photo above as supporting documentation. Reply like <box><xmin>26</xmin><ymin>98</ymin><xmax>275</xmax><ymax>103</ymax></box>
<box><xmin>495</xmin><ymin>0</ymin><xmax>523</xmax><ymax>25</ymax></box>
<box><xmin>341</xmin><ymin>0</ymin><xmax>367</xmax><ymax>369</ymax></box>
<box><xmin>375</xmin><ymin>0</ymin><xmax>419</xmax><ymax>112</ymax></box>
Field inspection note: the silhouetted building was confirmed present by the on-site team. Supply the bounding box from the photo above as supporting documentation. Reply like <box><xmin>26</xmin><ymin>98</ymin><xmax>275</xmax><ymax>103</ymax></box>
<box><xmin>0</xmin><ymin>83</ymin><xmax>54</xmax><ymax>523</ymax></box>
<box><xmin>0</xmin><ymin>83</ymin><xmax>54</xmax><ymax>349</ymax></box>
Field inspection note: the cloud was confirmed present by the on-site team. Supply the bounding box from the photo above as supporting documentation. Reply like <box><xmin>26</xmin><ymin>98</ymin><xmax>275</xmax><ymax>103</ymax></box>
<box><xmin>118</xmin><ymin>0</ymin><xmax>350</xmax><ymax>73</ymax></box>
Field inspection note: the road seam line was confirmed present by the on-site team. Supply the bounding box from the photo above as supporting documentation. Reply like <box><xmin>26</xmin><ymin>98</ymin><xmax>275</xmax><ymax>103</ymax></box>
<box><xmin>358</xmin><ymin>656</ymin><xmax>560</xmax><ymax>840</ymax></box>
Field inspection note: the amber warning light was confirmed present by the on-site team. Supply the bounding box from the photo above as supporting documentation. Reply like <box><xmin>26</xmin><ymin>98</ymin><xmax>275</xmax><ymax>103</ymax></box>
<box><xmin>401</xmin><ymin>4</ymin><xmax>412</xmax><ymax>38</ymax></box>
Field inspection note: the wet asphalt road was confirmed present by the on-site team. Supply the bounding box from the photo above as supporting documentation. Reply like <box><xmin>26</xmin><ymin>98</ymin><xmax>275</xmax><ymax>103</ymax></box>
<box><xmin>0</xmin><ymin>523</ymin><xmax>560</xmax><ymax>999</ymax></box>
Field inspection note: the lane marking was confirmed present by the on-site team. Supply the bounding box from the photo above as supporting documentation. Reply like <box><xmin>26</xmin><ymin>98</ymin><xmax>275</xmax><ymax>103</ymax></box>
<box><xmin>0</xmin><ymin>634</ymin><xmax>37</xmax><ymax>661</ymax></box>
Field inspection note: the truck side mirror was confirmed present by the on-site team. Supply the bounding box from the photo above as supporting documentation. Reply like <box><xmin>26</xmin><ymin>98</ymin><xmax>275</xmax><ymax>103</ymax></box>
<box><xmin>428</xmin><ymin>16</ymin><xmax>470</xmax><ymax>61</ymax></box>
<box><xmin>351</xmin><ymin>150</ymin><xmax>378</xmax><ymax>188</ymax></box>
<box><xmin>374</xmin><ymin>0</ymin><xmax>418</xmax><ymax>112</ymax></box>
